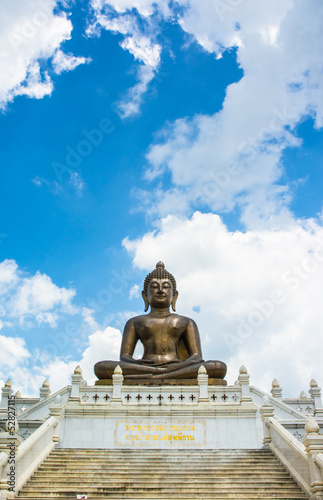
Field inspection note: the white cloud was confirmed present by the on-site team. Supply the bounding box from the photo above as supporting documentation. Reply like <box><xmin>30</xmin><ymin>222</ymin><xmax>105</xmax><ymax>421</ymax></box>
<box><xmin>0</xmin><ymin>334</ymin><xmax>45</xmax><ymax>397</ymax></box>
<box><xmin>32</xmin><ymin>171</ymin><xmax>85</xmax><ymax>196</ymax></box>
<box><xmin>87</xmin><ymin>0</ymin><xmax>323</xmax><ymax>220</ymax></box>
<box><xmin>13</xmin><ymin>62</ymin><xmax>53</xmax><ymax>99</ymax></box>
<box><xmin>124</xmin><ymin>211</ymin><xmax>323</xmax><ymax>395</ymax></box>
<box><xmin>38</xmin><ymin>358</ymin><xmax>76</xmax><ymax>394</ymax></box>
<box><xmin>0</xmin><ymin>259</ymin><xmax>77</xmax><ymax>328</ymax></box>
<box><xmin>89</xmin><ymin>0</ymin><xmax>171</xmax><ymax>20</ymax></box>
<box><xmin>69</xmin><ymin>172</ymin><xmax>85</xmax><ymax>195</ymax></box>
<box><xmin>52</xmin><ymin>50</ymin><xmax>91</xmax><ymax>75</ymax></box>
<box><xmin>117</xmin><ymin>65</ymin><xmax>156</xmax><ymax>118</ymax></box>
<box><xmin>0</xmin><ymin>0</ymin><xmax>88</xmax><ymax>109</ymax></box>
<box><xmin>80</xmin><ymin>327</ymin><xmax>122</xmax><ymax>381</ymax></box>
<box><xmin>120</xmin><ymin>0</ymin><xmax>322</xmax><ymax>224</ymax></box>
<box><xmin>0</xmin><ymin>278</ymin><xmax>123</xmax><ymax>394</ymax></box>
<box><xmin>2</xmin><ymin>353</ymin><xmax>66</xmax><ymax>396</ymax></box>
<box><xmin>129</xmin><ymin>284</ymin><xmax>140</xmax><ymax>299</ymax></box>
<box><xmin>0</xmin><ymin>320</ymin><xmax>13</xmax><ymax>330</ymax></box>
<box><xmin>0</xmin><ymin>335</ymin><xmax>31</xmax><ymax>369</ymax></box>
<box><xmin>39</xmin><ymin>326</ymin><xmax>122</xmax><ymax>392</ymax></box>
<box><xmin>88</xmin><ymin>1</ymin><xmax>163</xmax><ymax>117</ymax></box>
<box><xmin>81</xmin><ymin>307</ymin><xmax>100</xmax><ymax>331</ymax></box>
<box><xmin>0</xmin><ymin>262</ymin><xmax>124</xmax><ymax>395</ymax></box>
<box><xmin>4</xmin><ymin>367</ymin><xmax>45</xmax><ymax>398</ymax></box>
<box><xmin>0</xmin><ymin>260</ymin><xmax>19</xmax><ymax>295</ymax></box>
<box><xmin>120</xmin><ymin>33</ymin><xmax>160</xmax><ymax>68</ymax></box>
<box><xmin>11</xmin><ymin>272</ymin><xmax>76</xmax><ymax>318</ymax></box>
<box><xmin>1</xmin><ymin>325</ymin><xmax>122</xmax><ymax>395</ymax></box>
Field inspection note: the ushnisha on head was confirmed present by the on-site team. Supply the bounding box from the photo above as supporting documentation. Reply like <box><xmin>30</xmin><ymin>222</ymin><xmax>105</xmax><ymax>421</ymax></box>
<box><xmin>142</xmin><ymin>261</ymin><xmax>178</xmax><ymax>312</ymax></box>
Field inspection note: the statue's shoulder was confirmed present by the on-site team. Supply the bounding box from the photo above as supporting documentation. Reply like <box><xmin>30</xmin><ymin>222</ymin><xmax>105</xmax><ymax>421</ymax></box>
<box><xmin>124</xmin><ymin>314</ymin><xmax>146</xmax><ymax>327</ymax></box>
<box><xmin>171</xmin><ymin>313</ymin><xmax>198</xmax><ymax>327</ymax></box>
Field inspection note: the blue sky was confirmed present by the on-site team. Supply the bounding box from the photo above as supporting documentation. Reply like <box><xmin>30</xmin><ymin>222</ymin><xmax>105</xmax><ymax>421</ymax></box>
<box><xmin>0</xmin><ymin>0</ymin><xmax>323</xmax><ymax>396</ymax></box>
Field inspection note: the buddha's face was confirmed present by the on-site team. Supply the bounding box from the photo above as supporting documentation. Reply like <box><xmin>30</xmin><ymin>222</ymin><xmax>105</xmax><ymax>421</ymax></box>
<box><xmin>147</xmin><ymin>278</ymin><xmax>173</xmax><ymax>308</ymax></box>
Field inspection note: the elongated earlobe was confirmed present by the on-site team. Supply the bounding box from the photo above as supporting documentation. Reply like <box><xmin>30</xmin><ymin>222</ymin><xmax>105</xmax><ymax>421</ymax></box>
<box><xmin>171</xmin><ymin>291</ymin><xmax>178</xmax><ymax>312</ymax></box>
<box><xmin>142</xmin><ymin>291</ymin><xmax>149</xmax><ymax>312</ymax></box>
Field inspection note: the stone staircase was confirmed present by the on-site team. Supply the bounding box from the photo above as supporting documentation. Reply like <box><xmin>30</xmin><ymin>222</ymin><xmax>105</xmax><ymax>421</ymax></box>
<box><xmin>17</xmin><ymin>448</ymin><xmax>308</xmax><ymax>499</ymax></box>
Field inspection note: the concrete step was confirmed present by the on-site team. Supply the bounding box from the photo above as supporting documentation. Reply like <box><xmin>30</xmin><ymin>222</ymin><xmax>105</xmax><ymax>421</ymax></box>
<box><xmin>18</xmin><ymin>493</ymin><xmax>308</xmax><ymax>498</ymax></box>
<box><xmin>38</xmin><ymin>457</ymin><xmax>286</xmax><ymax>464</ymax></box>
<box><xmin>50</xmin><ymin>453</ymin><xmax>273</xmax><ymax>456</ymax></box>
<box><xmin>33</xmin><ymin>471</ymin><xmax>293</xmax><ymax>479</ymax></box>
<box><xmin>24</xmin><ymin>478</ymin><xmax>300</xmax><ymax>487</ymax></box>
<box><xmin>43</xmin><ymin>450</ymin><xmax>278</xmax><ymax>454</ymax></box>
<box><xmin>39</xmin><ymin>463</ymin><xmax>284</xmax><ymax>474</ymax></box>
<box><xmin>18</xmin><ymin>494</ymin><xmax>308</xmax><ymax>499</ymax></box>
<box><xmin>47</xmin><ymin>454</ymin><xmax>277</xmax><ymax>461</ymax></box>
<box><xmin>21</xmin><ymin>486</ymin><xmax>304</xmax><ymax>496</ymax></box>
<box><xmin>44</xmin><ymin>457</ymin><xmax>281</xmax><ymax>464</ymax></box>
<box><xmin>48</xmin><ymin>451</ymin><xmax>274</xmax><ymax>458</ymax></box>
<box><xmin>18</xmin><ymin>485</ymin><xmax>305</xmax><ymax>500</ymax></box>
<box><xmin>17</xmin><ymin>448</ymin><xmax>308</xmax><ymax>499</ymax></box>
<box><xmin>39</xmin><ymin>459</ymin><xmax>286</xmax><ymax>466</ymax></box>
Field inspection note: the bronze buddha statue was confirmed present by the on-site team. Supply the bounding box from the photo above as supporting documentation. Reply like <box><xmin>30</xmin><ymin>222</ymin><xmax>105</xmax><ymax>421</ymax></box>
<box><xmin>94</xmin><ymin>262</ymin><xmax>227</xmax><ymax>385</ymax></box>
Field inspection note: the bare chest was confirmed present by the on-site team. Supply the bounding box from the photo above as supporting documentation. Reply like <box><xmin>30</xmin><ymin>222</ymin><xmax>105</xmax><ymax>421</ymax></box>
<box><xmin>136</xmin><ymin>316</ymin><xmax>186</xmax><ymax>343</ymax></box>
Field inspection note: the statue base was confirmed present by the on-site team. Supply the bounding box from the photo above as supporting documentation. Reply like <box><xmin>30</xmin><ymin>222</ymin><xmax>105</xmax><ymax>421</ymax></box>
<box><xmin>95</xmin><ymin>378</ymin><xmax>227</xmax><ymax>386</ymax></box>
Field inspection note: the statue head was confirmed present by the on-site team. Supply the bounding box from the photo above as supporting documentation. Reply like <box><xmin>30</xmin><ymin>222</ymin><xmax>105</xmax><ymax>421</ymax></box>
<box><xmin>142</xmin><ymin>261</ymin><xmax>178</xmax><ymax>312</ymax></box>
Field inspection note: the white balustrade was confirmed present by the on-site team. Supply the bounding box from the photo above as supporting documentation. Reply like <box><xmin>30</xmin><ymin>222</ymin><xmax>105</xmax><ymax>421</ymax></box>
<box><xmin>15</xmin><ymin>416</ymin><xmax>58</xmax><ymax>493</ymax></box>
<box><xmin>265</xmin><ymin>416</ymin><xmax>311</xmax><ymax>495</ymax></box>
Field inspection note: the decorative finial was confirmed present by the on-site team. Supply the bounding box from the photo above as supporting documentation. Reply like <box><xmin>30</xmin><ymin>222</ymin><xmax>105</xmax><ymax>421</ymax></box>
<box><xmin>156</xmin><ymin>261</ymin><xmax>165</xmax><ymax>269</ymax></box>
<box><xmin>300</xmin><ymin>391</ymin><xmax>307</xmax><ymax>399</ymax></box>
<box><xmin>15</xmin><ymin>391</ymin><xmax>21</xmax><ymax>398</ymax></box>
<box><xmin>272</xmin><ymin>379</ymin><xmax>280</xmax><ymax>388</ymax></box>
<box><xmin>114</xmin><ymin>365</ymin><xmax>123</xmax><ymax>375</ymax></box>
<box><xmin>74</xmin><ymin>365</ymin><xmax>82</xmax><ymax>375</ymax></box>
<box><xmin>198</xmin><ymin>365</ymin><xmax>207</xmax><ymax>375</ymax></box>
<box><xmin>239</xmin><ymin>365</ymin><xmax>247</xmax><ymax>375</ymax></box>
<box><xmin>310</xmin><ymin>379</ymin><xmax>318</xmax><ymax>388</ymax></box>
<box><xmin>5</xmin><ymin>379</ymin><xmax>12</xmax><ymax>388</ymax></box>
<box><xmin>42</xmin><ymin>379</ymin><xmax>50</xmax><ymax>388</ymax></box>
<box><xmin>305</xmin><ymin>416</ymin><xmax>320</xmax><ymax>434</ymax></box>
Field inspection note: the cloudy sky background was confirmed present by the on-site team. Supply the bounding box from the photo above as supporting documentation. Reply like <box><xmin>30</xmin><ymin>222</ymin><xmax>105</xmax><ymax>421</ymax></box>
<box><xmin>0</xmin><ymin>0</ymin><xmax>322</xmax><ymax>397</ymax></box>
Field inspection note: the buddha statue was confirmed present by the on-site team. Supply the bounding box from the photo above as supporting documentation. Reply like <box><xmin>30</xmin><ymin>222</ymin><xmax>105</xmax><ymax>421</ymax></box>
<box><xmin>94</xmin><ymin>262</ymin><xmax>227</xmax><ymax>385</ymax></box>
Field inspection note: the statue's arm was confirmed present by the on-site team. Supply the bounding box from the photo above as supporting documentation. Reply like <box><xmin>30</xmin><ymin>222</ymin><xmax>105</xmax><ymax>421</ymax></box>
<box><xmin>183</xmin><ymin>319</ymin><xmax>203</xmax><ymax>362</ymax></box>
<box><xmin>120</xmin><ymin>319</ymin><xmax>139</xmax><ymax>363</ymax></box>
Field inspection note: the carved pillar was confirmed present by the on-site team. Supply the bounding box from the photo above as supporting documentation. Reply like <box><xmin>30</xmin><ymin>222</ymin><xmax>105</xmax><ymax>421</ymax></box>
<box><xmin>49</xmin><ymin>404</ymin><xmax>65</xmax><ymax>446</ymax></box>
<box><xmin>259</xmin><ymin>403</ymin><xmax>275</xmax><ymax>447</ymax></box>
<box><xmin>310</xmin><ymin>380</ymin><xmax>323</xmax><ymax>419</ymax></box>
<box><xmin>111</xmin><ymin>366</ymin><xmax>123</xmax><ymax>404</ymax></box>
<box><xmin>271</xmin><ymin>379</ymin><xmax>282</xmax><ymax>400</ymax></box>
<box><xmin>0</xmin><ymin>381</ymin><xmax>12</xmax><ymax>412</ymax></box>
<box><xmin>0</xmin><ymin>420</ymin><xmax>21</xmax><ymax>451</ymax></box>
<box><xmin>238</xmin><ymin>366</ymin><xmax>252</xmax><ymax>404</ymax></box>
<box><xmin>198</xmin><ymin>365</ymin><xmax>210</xmax><ymax>403</ymax></box>
<box><xmin>69</xmin><ymin>366</ymin><xmax>83</xmax><ymax>402</ymax></box>
<box><xmin>39</xmin><ymin>380</ymin><xmax>51</xmax><ymax>400</ymax></box>
<box><xmin>302</xmin><ymin>417</ymin><xmax>323</xmax><ymax>500</ymax></box>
